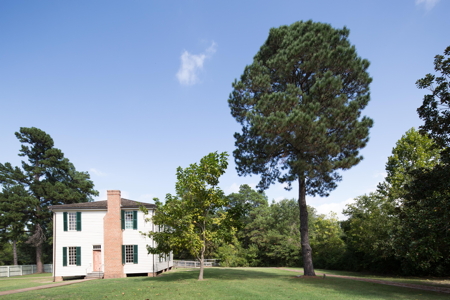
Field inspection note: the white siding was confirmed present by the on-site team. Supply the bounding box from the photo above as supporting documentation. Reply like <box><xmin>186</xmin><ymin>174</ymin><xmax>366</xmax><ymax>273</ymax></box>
<box><xmin>123</xmin><ymin>209</ymin><xmax>157</xmax><ymax>274</ymax></box>
<box><xmin>54</xmin><ymin>210</ymin><xmax>105</xmax><ymax>277</ymax></box>
<box><xmin>53</xmin><ymin>207</ymin><xmax>172</xmax><ymax>277</ymax></box>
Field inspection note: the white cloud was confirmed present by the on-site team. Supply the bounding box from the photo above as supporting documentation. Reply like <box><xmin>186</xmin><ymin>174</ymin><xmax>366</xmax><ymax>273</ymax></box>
<box><xmin>313</xmin><ymin>198</ymin><xmax>356</xmax><ymax>220</ymax></box>
<box><xmin>89</xmin><ymin>168</ymin><xmax>107</xmax><ymax>177</ymax></box>
<box><xmin>415</xmin><ymin>0</ymin><xmax>440</xmax><ymax>11</ymax></box>
<box><xmin>176</xmin><ymin>41</ymin><xmax>217</xmax><ymax>86</ymax></box>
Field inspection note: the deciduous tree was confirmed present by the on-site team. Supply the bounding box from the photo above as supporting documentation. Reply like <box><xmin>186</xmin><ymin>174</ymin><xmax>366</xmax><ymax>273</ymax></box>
<box><xmin>142</xmin><ymin>152</ymin><xmax>229</xmax><ymax>280</ymax></box>
<box><xmin>228</xmin><ymin>20</ymin><xmax>373</xmax><ymax>275</ymax></box>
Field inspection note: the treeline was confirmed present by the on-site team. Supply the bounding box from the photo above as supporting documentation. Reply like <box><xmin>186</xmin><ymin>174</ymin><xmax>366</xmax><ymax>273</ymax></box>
<box><xmin>208</xmin><ymin>45</ymin><xmax>450</xmax><ymax>277</ymax></box>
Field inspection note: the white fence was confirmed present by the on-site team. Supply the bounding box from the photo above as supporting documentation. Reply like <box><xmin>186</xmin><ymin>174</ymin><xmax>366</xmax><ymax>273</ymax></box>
<box><xmin>174</xmin><ymin>259</ymin><xmax>220</xmax><ymax>268</ymax></box>
<box><xmin>0</xmin><ymin>264</ymin><xmax>53</xmax><ymax>277</ymax></box>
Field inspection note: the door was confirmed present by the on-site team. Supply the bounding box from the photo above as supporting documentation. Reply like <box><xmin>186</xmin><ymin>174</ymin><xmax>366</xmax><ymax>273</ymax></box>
<box><xmin>93</xmin><ymin>250</ymin><xmax>102</xmax><ymax>271</ymax></box>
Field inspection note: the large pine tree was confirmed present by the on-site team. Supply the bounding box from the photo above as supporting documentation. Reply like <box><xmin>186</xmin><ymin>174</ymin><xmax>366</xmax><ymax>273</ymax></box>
<box><xmin>228</xmin><ymin>21</ymin><xmax>373</xmax><ymax>275</ymax></box>
<box><xmin>0</xmin><ymin>127</ymin><xmax>98</xmax><ymax>272</ymax></box>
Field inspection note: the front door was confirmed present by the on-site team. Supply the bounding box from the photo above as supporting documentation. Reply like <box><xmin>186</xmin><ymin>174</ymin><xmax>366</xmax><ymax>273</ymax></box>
<box><xmin>93</xmin><ymin>250</ymin><xmax>102</xmax><ymax>272</ymax></box>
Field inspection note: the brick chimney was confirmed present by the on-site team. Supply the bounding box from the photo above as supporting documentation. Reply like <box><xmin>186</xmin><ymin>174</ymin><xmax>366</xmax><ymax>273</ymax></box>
<box><xmin>103</xmin><ymin>190</ymin><xmax>125</xmax><ymax>278</ymax></box>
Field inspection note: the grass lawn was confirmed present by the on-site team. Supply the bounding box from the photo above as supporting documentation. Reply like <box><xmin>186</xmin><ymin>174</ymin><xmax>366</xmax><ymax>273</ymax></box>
<box><xmin>309</xmin><ymin>268</ymin><xmax>450</xmax><ymax>288</ymax></box>
<box><xmin>1</xmin><ymin>268</ymin><xmax>448</xmax><ymax>299</ymax></box>
<box><xmin>0</xmin><ymin>273</ymin><xmax>57</xmax><ymax>292</ymax></box>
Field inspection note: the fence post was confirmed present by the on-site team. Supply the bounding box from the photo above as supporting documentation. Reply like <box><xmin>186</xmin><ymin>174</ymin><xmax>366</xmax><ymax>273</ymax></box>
<box><xmin>7</xmin><ymin>266</ymin><xmax>10</xmax><ymax>278</ymax></box>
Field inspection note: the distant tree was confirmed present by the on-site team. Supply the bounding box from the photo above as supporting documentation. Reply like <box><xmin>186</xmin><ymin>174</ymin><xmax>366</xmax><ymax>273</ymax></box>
<box><xmin>342</xmin><ymin>192</ymin><xmax>399</xmax><ymax>273</ymax></box>
<box><xmin>226</xmin><ymin>184</ymin><xmax>268</xmax><ymax>247</ymax></box>
<box><xmin>393</xmin><ymin>46</ymin><xmax>450</xmax><ymax>276</ymax></box>
<box><xmin>142</xmin><ymin>152</ymin><xmax>229</xmax><ymax>280</ymax></box>
<box><xmin>228</xmin><ymin>20</ymin><xmax>373</xmax><ymax>275</ymax></box>
<box><xmin>310</xmin><ymin>212</ymin><xmax>345</xmax><ymax>270</ymax></box>
<box><xmin>0</xmin><ymin>127</ymin><xmax>98</xmax><ymax>273</ymax></box>
<box><xmin>384</xmin><ymin>128</ymin><xmax>441</xmax><ymax>200</ymax></box>
<box><xmin>416</xmin><ymin>45</ymin><xmax>450</xmax><ymax>150</ymax></box>
<box><xmin>0</xmin><ymin>185</ymin><xmax>33</xmax><ymax>265</ymax></box>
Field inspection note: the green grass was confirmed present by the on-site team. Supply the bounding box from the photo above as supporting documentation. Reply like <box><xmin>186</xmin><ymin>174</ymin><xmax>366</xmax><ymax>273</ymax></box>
<box><xmin>311</xmin><ymin>268</ymin><xmax>450</xmax><ymax>288</ymax></box>
<box><xmin>0</xmin><ymin>273</ymin><xmax>56</xmax><ymax>292</ymax></box>
<box><xmin>1</xmin><ymin>268</ymin><xmax>448</xmax><ymax>299</ymax></box>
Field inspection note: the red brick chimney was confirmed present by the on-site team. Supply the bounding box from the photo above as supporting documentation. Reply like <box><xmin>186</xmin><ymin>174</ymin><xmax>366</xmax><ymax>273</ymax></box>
<box><xmin>103</xmin><ymin>190</ymin><xmax>125</xmax><ymax>278</ymax></box>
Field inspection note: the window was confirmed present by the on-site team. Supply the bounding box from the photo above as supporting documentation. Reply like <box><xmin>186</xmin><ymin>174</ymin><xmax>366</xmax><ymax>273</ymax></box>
<box><xmin>63</xmin><ymin>212</ymin><xmax>81</xmax><ymax>231</ymax></box>
<box><xmin>68</xmin><ymin>213</ymin><xmax>77</xmax><ymax>231</ymax></box>
<box><xmin>121</xmin><ymin>211</ymin><xmax>137</xmax><ymax>230</ymax></box>
<box><xmin>62</xmin><ymin>246</ymin><xmax>81</xmax><ymax>266</ymax></box>
<box><xmin>122</xmin><ymin>245</ymin><xmax>138</xmax><ymax>264</ymax></box>
<box><xmin>124</xmin><ymin>211</ymin><xmax>133</xmax><ymax>229</ymax></box>
<box><xmin>93</xmin><ymin>245</ymin><xmax>101</xmax><ymax>250</ymax></box>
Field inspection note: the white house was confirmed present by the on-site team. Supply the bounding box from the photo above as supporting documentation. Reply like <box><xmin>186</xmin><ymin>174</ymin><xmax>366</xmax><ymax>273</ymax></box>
<box><xmin>50</xmin><ymin>190</ymin><xmax>172</xmax><ymax>281</ymax></box>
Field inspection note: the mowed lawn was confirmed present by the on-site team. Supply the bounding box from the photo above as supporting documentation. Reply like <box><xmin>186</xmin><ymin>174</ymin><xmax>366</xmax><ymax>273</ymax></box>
<box><xmin>1</xmin><ymin>268</ymin><xmax>449</xmax><ymax>300</ymax></box>
<box><xmin>0</xmin><ymin>273</ymin><xmax>57</xmax><ymax>292</ymax></box>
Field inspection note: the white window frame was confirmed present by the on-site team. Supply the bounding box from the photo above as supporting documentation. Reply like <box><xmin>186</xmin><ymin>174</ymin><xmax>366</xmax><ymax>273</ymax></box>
<box><xmin>124</xmin><ymin>211</ymin><xmax>133</xmax><ymax>229</ymax></box>
<box><xmin>68</xmin><ymin>246</ymin><xmax>77</xmax><ymax>266</ymax></box>
<box><xmin>125</xmin><ymin>245</ymin><xmax>134</xmax><ymax>264</ymax></box>
<box><xmin>68</xmin><ymin>212</ymin><xmax>77</xmax><ymax>231</ymax></box>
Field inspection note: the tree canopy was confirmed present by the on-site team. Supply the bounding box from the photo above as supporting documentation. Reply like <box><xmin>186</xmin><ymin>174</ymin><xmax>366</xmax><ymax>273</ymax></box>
<box><xmin>228</xmin><ymin>20</ymin><xmax>372</xmax><ymax>275</ymax></box>
<box><xmin>0</xmin><ymin>127</ymin><xmax>98</xmax><ymax>272</ymax></box>
<box><xmin>142</xmin><ymin>152</ymin><xmax>229</xmax><ymax>280</ymax></box>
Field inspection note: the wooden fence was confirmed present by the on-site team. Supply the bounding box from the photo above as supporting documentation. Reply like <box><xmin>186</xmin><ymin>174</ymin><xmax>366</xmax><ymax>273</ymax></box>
<box><xmin>0</xmin><ymin>264</ymin><xmax>52</xmax><ymax>277</ymax></box>
<box><xmin>173</xmin><ymin>259</ymin><xmax>220</xmax><ymax>268</ymax></box>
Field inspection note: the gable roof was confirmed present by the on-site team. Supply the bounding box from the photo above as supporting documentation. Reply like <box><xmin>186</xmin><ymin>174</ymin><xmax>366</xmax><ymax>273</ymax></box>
<box><xmin>49</xmin><ymin>198</ymin><xmax>155</xmax><ymax>210</ymax></box>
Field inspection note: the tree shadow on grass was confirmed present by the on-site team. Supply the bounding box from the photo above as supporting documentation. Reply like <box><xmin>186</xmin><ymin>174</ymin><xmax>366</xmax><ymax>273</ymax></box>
<box><xmin>285</xmin><ymin>276</ymin><xmax>449</xmax><ymax>299</ymax></box>
<box><xmin>136</xmin><ymin>268</ymin><xmax>290</xmax><ymax>282</ymax></box>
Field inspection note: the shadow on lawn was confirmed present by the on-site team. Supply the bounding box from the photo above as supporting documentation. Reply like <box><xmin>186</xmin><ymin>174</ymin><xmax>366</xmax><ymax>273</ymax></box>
<box><xmin>137</xmin><ymin>268</ymin><xmax>289</xmax><ymax>282</ymax></box>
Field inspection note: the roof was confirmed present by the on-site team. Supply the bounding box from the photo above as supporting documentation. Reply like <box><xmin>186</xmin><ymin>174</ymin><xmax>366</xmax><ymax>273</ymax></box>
<box><xmin>49</xmin><ymin>198</ymin><xmax>155</xmax><ymax>210</ymax></box>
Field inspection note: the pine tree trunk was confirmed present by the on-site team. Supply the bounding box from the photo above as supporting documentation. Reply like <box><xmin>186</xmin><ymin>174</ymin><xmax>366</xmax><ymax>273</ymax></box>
<box><xmin>13</xmin><ymin>240</ymin><xmax>18</xmax><ymax>265</ymax></box>
<box><xmin>36</xmin><ymin>243</ymin><xmax>43</xmax><ymax>273</ymax></box>
<box><xmin>298</xmin><ymin>177</ymin><xmax>315</xmax><ymax>276</ymax></box>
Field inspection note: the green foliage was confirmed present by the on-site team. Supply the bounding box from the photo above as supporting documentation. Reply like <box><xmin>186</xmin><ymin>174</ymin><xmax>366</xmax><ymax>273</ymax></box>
<box><xmin>0</xmin><ymin>127</ymin><xmax>98</xmax><ymax>270</ymax></box>
<box><xmin>0</xmin><ymin>242</ymin><xmax>13</xmax><ymax>265</ymax></box>
<box><xmin>416</xmin><ymin>45</ymin><xmax>450</xmax><ymax>150</ymax></box>
<box><xmin>388</xmin><ymin>46</ymin><xmax>450</xmax><ymax>276</ymax></box>
<box><xmin>396</xmin><ymin>165</ymin><xmax>450</xmax><ymax>276</ymax></box>
<box><xmin>142</xmin><ymin>152</ymin><xmax>230</xmax><ymax>280</ymax></box>
<box><xmin>385</xmin><ymin>128</ymin><xmax>440</xmax><ymax>200</ymax></box>
<box><xmin>228</xmin><ymin>20</ymin><xmax>373</xmax><ymax>275</ymax></box>
<box><xmin>342</xmin><ymin>192</ymin><xmax>399</xmax><ymax>273</ymax></box>
<box><xmin>310</xmin><ymin>212</ymin><xmax>346</xmax><ymax>269</ymax></box>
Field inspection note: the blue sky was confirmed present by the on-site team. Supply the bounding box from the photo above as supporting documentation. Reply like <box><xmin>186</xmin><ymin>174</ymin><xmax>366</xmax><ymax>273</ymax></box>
<box><xmin>1</xmin><ymin>0</ymin><xmax>448</xmax><ymax>219</ymax></box>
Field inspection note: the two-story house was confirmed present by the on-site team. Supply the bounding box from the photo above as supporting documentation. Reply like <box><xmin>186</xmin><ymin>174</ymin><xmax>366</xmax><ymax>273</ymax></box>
<box><xmin>50</xmin><ymin>190</ymin><xmax>173</xmax><ymax>281</ymax></box>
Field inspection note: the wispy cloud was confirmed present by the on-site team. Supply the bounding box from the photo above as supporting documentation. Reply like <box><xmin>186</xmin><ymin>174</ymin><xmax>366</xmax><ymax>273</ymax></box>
<box><xmin>176</xmin><ymin>41</ymin><xmax>217</xmax><ymax>86</ymax></box>
<box><xmin>89</xmin><ymin>168</ymin><xmax>107</xmax><ymax>177</ymax></box>
<box><xmin>415</xmin><ymin>0</ymin><xmax>440</xmax><ymax>11</ymax></box>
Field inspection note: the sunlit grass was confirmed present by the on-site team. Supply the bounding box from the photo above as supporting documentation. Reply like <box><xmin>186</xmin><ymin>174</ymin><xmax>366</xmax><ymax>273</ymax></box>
<box><xmin>1</xmin><ymin>268</ymin><xmax>448</xmax><ymax>299</ymax></box>
<box><xmin>311</xmin><ymin>268</ymin><xmax>450</xmax><ymax>288</ymax></box>
<box><xmin>0</xmin><ymin>273</ymin><xmax>56</xmax><ymax>292</ymax></box>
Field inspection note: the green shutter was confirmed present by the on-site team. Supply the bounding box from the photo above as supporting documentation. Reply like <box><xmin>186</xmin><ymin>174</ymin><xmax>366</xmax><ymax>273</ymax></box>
<box><xmin>63</xmin><ymin>247</ymin><xmax>67</xmax><ymax>266</ymax></box>
<box><xmin>133</xmin><ymin>211</ymin><xmax>137</xmax><ymax>230</ymax></box>
<box><xmin>133</xmin><ymin>245</ymin><xmax>138</xmax><ymax>264</ymax></box>
<box><xmin>76</xmin><ymin>212</ymin><xmax>82</xmax><ymax>231</ymax></box>
<box><xmin>63</xmin><ymin>212</ymin><xmax>68</xmax><ymax>231</ymax></box>
<box><xmin>76</xmin><ymin>247</ymin><xmax>81</xmax><ymax>266</ymax></box>
<box><xmin>122</xmin><ymin>245</ymin><xmax>125</xmax><ymax>264</ymax></box>
<box><xmin>121</xmin><ymin>210</ymin><xmax>125</xmax><ymax>230</ymax></box>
